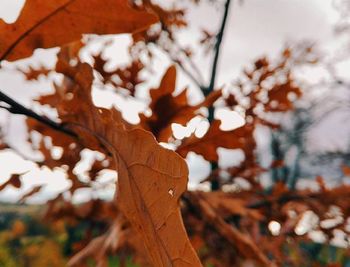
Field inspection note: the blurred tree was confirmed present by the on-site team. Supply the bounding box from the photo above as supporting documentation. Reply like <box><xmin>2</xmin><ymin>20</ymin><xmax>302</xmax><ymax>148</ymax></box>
<box><xmin>0</xmin><ymin>0</ymin><xmax>350</xmax><ymax>266</ymax></box>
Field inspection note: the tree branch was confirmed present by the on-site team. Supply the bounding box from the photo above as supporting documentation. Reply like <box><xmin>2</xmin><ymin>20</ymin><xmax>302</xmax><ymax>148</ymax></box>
<box><xmin>247</xmin><ymin>192</ymin><xmax>319</xmax><ymax>209</ymax></box>
<box><xmin>204</xmin><ymin>0</ymin><xmax>232</xmax><ymax>97</ymax></box>
<box><xmin>0</xmin><ymin>90</ymin><xmax>77</xmax><ymax>138</ymax></box>
<box><xmin>205</xmin><ymin>0</ymin><xmax>232</xmax><ymax>190</ymax></box>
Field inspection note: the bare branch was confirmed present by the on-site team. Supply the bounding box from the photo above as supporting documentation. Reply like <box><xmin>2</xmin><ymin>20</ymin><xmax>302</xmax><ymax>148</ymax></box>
<box><xmin>205</xmin><ymin>0</ymin><xmax>232</xmax><ymax>190</ymax></box>
<box><xmin>0</xmin><ymin>90</ymin><xmax>77</xmax><ymax>138</ymax></box>
<box><xmin>204</xmin><ymin>0</ymin><xmax>232</xmax><ymax>97</ymax></box>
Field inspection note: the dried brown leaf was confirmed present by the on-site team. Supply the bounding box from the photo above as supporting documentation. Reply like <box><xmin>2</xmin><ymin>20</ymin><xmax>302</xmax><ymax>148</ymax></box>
<box><xmin>0</xmin><ymin>0</ymin><xmax>158</xmax><ymax>61</ymax></box>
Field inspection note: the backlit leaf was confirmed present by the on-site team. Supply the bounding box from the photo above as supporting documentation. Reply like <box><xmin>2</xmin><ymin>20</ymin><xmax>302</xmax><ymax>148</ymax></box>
<box><xmin>0</xmin><ymin>0</ymin><xmax>158</xmax><ymax>61</ymax></box>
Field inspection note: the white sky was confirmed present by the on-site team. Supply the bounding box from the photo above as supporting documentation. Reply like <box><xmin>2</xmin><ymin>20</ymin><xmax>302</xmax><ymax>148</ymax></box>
<box><xmin>0</xmin><ymin>0</ymin><xmax>345</xmax><ymax>203</ymax></box>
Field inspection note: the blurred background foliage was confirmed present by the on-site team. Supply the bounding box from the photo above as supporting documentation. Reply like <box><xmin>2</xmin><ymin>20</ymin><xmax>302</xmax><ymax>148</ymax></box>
<box><xmin>0</xmin><ymin>203</ymin><xmax>350</xmax><ymax>267</ymax></box>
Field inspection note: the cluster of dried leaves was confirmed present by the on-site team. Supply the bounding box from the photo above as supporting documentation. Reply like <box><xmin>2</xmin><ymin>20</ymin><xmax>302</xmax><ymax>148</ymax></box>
<box><xmin>1</xmin><ymin>0</ymin><xmax>350</xmax><ymax>266</ymax></box>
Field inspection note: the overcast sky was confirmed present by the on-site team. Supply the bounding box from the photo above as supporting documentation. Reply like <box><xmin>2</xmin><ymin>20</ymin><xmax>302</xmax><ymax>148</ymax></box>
<box><xmin>0</xmin><ymin>0</ymin><xmax>345</xmax><ymax>203</ymax></box>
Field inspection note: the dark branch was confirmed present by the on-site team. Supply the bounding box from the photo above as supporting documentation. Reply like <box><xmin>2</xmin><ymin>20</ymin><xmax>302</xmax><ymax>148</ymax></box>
<box><xmin>0</xmin><ymin>90</ymin><xmax>77</xmax><ymax>138</ymax></box>
<box><xmin>204</xmin><ymin>0</ymin><xmax>232</xmax><ymax>97</ymax></box>
<box><xmin>205</xmin><ymin>0</ymin><xmax>232</xmax><ymax>190</ymax></box>
<box><xmin>247</xmin><ymin>194</ymin><xmax>309</xmax><ymax>209</ymax></box>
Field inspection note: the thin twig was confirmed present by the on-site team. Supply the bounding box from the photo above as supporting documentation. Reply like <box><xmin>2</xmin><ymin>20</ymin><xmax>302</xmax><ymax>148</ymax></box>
<box><xmin>171</xmin><ymin>38</ymin><xmax>206</xmax><ymax>85</ymax></box>
<box><xmin>0</xmin><ymin>90</ymin><xmax>77</xmax><ymax>138</ymax></box>
<box><xmin>155</xmin><ymin>44</ymin><xmax>206</xmax><ymax>89</ymax></box>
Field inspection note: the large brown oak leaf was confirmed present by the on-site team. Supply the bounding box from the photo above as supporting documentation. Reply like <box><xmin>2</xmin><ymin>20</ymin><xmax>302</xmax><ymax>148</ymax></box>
<box><xmin>0</xmin><ymin>0</ymin><xmax>158</xmax><ymax>61</ymax></box>
<box><xmin>54</xmin><ymin>61</ymin><xmax>202</xmax><ymax>267</ymax></box>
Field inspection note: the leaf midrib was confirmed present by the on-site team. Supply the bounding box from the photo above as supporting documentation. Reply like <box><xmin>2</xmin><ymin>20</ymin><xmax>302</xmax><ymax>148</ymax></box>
<box><xmin>1</xmin><ymin>0</ymin><xmax>76</xmax><ymax>61</ymax></box>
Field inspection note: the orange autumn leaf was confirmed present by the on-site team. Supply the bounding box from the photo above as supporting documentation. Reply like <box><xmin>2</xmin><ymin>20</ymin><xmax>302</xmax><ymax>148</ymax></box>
<box><xmin>93</xmin><ymin>53</ymin><xmax>145</xmax><ymax>95</ymax></box>
<box><xmin>140</xmin><ymin>65</ymin><xmax>190</xmax><ymax>142</ymax></box>
<box><xmin>0</xmin><ymin>0</ymin><xmax>158</xmax><ymax>61</ymax></box>
<box><xmin>342</xmin><ymin>164</ymin><xmax>350</xmax><ymax>176</ymax></box>
<box><xmin>11</xmin><ymin>220</ymin><xmax>27</xmax><ymax>237</ymax></box>
<box><xmin>18</xmin><ymin>65</ymin><xmax>51</xmax><ymax>81</ymax></box>
<box><xmin>54</xmin><ymin>61</ymin><xmax>201</xmax><ymax>267</ymax></box>
<box><xmin>177</xmin><ymin>120</ymin><xmax>252</xmax><ymax>162</ymax></box>
<box><xmin>141</xmin><ymin>65</ymin><xmax>222</xmax><ymax>142</ymax></box>
<box><xmin>113</xmin><ymin>59</ymin><xmax>145</xmax><ymax>95</ymax></box>
<box><xmin>265</xmin><ymin>81</ymin><xmax>302</xmax><ymax>112</ymax></box>
<box><xmin>0</xmin><ymin>173</ymin><xmax>22</xmax><ymax>191</ymax></box>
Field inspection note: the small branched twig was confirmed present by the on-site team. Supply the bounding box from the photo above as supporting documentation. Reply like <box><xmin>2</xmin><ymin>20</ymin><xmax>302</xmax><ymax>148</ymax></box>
<box><xmin>171</xmin><ymin>38</ymin><xmax>206</xmax><ymax>85</ymax></box>
<box><xmin>0</xmin><ymin>90</ymin><xmax>77</xmax><ymax>138</ymax></box>
<box><xmin>156</xmin><ymin>44</ymin><xmax>206</xmax><ymax>89</ymax></box>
